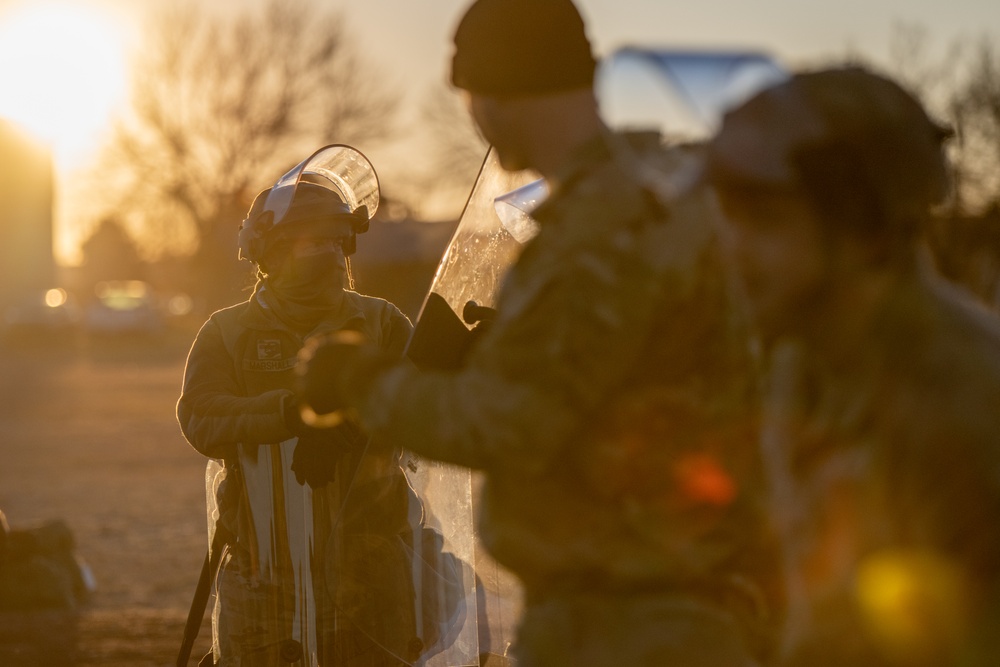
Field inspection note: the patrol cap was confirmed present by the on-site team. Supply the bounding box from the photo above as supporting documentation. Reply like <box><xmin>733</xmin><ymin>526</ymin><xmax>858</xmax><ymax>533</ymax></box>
<box><xmin>450</xmin><ymin>0</ymin><xmax>597</xmax><ymax>97</ymax></box>
<box><xmin>706</xmin><ymin>67</ymin><xmax>951</xmax><ymax>233</ymax></box>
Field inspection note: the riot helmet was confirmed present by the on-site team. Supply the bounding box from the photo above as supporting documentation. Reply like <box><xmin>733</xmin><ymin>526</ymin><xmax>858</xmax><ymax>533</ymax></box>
<box><xmin>706</xmin><ymin>67</ymin><xmax>951</xmax><ymax>240</ymax></box>
<box><xmin>238</xmin><ymin>144</ymin><xmax>380</xmax><ymax>272</ymax></box>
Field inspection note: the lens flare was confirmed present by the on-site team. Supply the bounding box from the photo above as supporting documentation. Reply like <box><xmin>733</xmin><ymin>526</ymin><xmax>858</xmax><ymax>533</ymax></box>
<box><xmin>0</xmin><ymin>2</ymin><xmax>129</xmax><ymax>169</ymax></box>
<box><xmin>674</xmin><ymin>452</ymin><xmax>737</xmax><ymax>507</ymax></box>
<box><xmin>855</xmin><ymin>549</ymin><xmax>968</xmax><ymax>661</ymax></box>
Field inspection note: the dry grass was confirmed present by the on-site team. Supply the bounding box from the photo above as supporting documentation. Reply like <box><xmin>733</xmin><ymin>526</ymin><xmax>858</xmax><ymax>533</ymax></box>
<box><xmin>0</xmin><ymin>324</ymin><xmax>214</xmax><ymax>665</ymax></box>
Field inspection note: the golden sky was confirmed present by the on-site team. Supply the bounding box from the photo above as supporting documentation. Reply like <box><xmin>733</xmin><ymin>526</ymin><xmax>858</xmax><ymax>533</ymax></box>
<box><xmin>0</xmin><ymin>0</ymin><xmax>995</xmax><ymax>262</ymax></box>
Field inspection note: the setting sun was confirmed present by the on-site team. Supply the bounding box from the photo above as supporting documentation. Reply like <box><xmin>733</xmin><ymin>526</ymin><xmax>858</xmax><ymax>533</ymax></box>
<box><xmin>0</xmin><ymin>2</ymin><xmax>128</xmax><ymax>169</ymax></box>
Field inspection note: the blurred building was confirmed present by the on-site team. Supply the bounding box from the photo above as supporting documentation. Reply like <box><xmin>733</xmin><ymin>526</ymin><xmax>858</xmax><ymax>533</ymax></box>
<box><xmin>0</xmin><ymin>120</ymin><xmax>55</xmax><ymax>313</ymax></box>
<box><xmin>350</xmin><ymin>217</ymin><xmax>459</xmax><ymax>320</ymax></box>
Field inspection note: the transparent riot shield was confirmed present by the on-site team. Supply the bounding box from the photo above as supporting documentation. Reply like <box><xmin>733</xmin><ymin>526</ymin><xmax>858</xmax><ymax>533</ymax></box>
<box><xmin>205</xmin><ymin>431</ymin><xmax>478</xmax><ymax>667</ymax></box>
<box><xmin>400</xmin><ymin>149</ymin><xmax>536</xmax><ymax>663</ymax></box>
<box><xmin>402</xmin><ymin>47</ymin><xmax>789</xmax><ymax>666</ymax></box>
<box><xmin>405</xmin><ymin>150</ymin><xmax>537</xmax><ymax>372</ymax></box>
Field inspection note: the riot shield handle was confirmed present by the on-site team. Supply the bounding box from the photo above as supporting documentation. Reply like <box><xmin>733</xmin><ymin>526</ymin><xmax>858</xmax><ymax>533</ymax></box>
<box><xmin>462</xmin><ymin>301</ymin><xmax>496</xmax><ymax>326</ymax></box>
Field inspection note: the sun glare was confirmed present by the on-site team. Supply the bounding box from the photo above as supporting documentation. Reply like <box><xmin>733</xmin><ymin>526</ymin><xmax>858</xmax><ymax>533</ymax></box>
<box><xmin>0</xmin><ymin>2</ymin><xmax>128</xmax><ymax>170</ymax></box>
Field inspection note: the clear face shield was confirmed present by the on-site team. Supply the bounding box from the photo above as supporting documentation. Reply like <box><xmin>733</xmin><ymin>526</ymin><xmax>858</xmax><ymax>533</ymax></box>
<box><xmin>207</xmin><ymin>145</ymin><xmax>480</xmax><ymax>667</ymax></box>
<box><xmin>265</xmin><ymin>144</ymin><xmax>381</xmax><ymax>224</ymax></box>
<box><xmin>401</xmin><ymin>48</ymin><xmax>788</xmax><ymax>663</ymax></box>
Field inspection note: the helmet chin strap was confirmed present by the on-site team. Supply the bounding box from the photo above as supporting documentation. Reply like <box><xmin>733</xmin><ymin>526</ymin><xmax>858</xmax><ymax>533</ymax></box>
<box><xmin>345</xmin><ymin>255</ymin><xmax>355</xmax><ymax>291</ymax></box>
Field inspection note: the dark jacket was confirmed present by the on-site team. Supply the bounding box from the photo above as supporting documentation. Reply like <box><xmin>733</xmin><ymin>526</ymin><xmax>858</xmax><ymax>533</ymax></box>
<box><xmin>769</xmin><ymin>262</ymin><xmax>1000</xmax><ymax>666</ymax></box>
<box><xmin>351</xmin><ymin>133</ymin><xmax>782</xmax><ymax>661</ymax></box>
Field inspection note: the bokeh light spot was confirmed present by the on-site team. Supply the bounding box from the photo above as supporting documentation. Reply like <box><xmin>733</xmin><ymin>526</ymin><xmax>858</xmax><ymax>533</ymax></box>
<box><xmin>674</xmin><ymin>452</ymin><xmax>737</xmax><ymax>507</ymax></box>
<box><xmin>44</xmin><ymin>287</ymin><xmax>67</xmax><ymax>308</ymax></box>
<box><xmin>855</xmin><ymin>549</ymin><xmax>968</xmax><ymax>661</ymax></box>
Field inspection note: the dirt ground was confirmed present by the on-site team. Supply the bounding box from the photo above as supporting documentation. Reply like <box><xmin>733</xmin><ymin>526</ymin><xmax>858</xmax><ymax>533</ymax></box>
<box><xmin>0</xmin><ymin>321</ymin><xmax>216</xmax><ymax>665</ymax></box>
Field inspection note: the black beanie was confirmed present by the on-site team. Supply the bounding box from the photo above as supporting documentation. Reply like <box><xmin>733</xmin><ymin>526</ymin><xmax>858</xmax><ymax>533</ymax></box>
<box><xmin>451</xmin><ymin>0</ymin><xmax>597</xmax><ymax>97</ymax></box>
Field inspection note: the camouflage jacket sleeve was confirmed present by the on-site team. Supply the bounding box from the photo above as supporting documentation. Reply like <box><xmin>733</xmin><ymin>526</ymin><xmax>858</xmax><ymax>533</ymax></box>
<box><xmin>176</xmin><ymin>309</ymin><xmax>293</xmax><ymax>458</ymax></box>
<box><xmin>355</xmin><ymin>152</ymin><xmax>709</xmax><ymax>474</ymax></box>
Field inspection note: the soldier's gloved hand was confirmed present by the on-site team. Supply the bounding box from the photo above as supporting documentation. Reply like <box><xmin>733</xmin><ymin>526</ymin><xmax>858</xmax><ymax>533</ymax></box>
<box><xmin>282</xmin><ymin>395</ymin><xmax>340</xmax><ymax>489</ymax></box>
<box><xmin>290</xmin><ymin>420</ymin><xmax>368</xmax><ymax>489</ymax></box>
<box><xmin>282</xmin><ymin>394</ymin><xmax>315</xmax><ymax>436</ymax></box>
<box><xmin>291</xmin><ymin>431</ymin><xmax>339</xmax><ymax>488</ymax></box>
<box><xmin>295</xmin><ymin>330</ymin><xmax>398</xmax><ymax>426</ymax></box>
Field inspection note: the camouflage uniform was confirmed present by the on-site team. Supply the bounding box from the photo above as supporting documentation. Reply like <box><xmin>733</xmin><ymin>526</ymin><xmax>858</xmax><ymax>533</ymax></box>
<box><xmin>763</xmin><ymin>259</ymin><xmax>1000</xmax><ymax>667</ymax></box>
<box><xmin>177</xmin><ymin>286</ymin><xmax>420</xmax><ymax>666</ymax></box>
<box><xmin>354</xmin><ymin>133</ymin><xmax>782</xmax><ymax>666</ymax></box>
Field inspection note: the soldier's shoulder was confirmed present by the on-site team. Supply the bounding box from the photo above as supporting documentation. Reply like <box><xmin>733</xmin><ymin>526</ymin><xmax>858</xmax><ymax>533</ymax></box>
<box><xmin>539</xmin><ymin>152</ymin><xmax>657</xmax><ymax>257</ymax></box>
<box><xmin>583</xmin><ymin>133</ymin><xmax>706</xmax><ymax>217</ymax></box>
<box><xmin>196</xmin><ymin>300</ymin><xmax>251</xmax><ymax>333</ymax></box>
<box><xmin>925</xmin><ymin>273</ymin><xmax>1000</xmax><ymax>380</ymax></box>
<box><xmin>621</xmin><ymin>139</ymin><xmax>720</xmax><ymax>275</ymax></box>
<box><xmin>344</xmin><ymin>292</ymin><xmax>413</xmax><ymax>340</ymax></box>
<box><xmin>210</xmin><ymin>300</ymin><xmax>251</xmax><ymax>320</ymax></box>
<box><xmin>563</xmin><ymin>132</ymin><xmax>665</xmax><ymax>201</ymax></box>
<box><xmin>887</xmin><ymin>276</ymin><xmax>1000</xmax><ymax>442</ymax></box>
<box><xmin>346</xmin><ymin>290</ymin><xmax>406</xmax><ymax>317</ymax></box>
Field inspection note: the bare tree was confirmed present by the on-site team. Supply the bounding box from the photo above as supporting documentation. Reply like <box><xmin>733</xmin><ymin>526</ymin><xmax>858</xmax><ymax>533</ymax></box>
<box><xmin>419</xmin><ymin>85</ymin><xmax>488</xmax><ymax>188</ymax></box>
<box><xmin>95</xmin><ymin>0</ymin><xmax>398</xmax><ymax>309</ymax></box>
<box><xmin>948</xmin><ymin>39</ymin><xmax>1000</xmax><ymax>213</ymax></box>
<box><xmin>878</xmin><ymin>24</ymin><xmax>1000</xmax><ymax>215</ymax></box>
<box><xmin>884</xmin><ymin>22</ymin><xmax>962</xmax><ymax>106</ymax></box>
<box><xmin>925</xmin><ymin>38</ymin><xmax>1000</xmax><ymax>306</ymax></box>
<box><xmin>394</xmin><ymin>84</ymin><xmax>488</xmax><ymax>221</ymax></box>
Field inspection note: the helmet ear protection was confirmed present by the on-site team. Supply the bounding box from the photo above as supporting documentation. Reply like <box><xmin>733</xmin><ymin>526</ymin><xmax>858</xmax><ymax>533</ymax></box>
<box><xmin>237</xmin><ymin>191</ymin><xmax>275</xmax><ymax>265</ymax></box>
<box><xmin>341</xmin><ymin>204</ymin><xmax>370</xmax><ymax>257</ymax></box>
<box><xmin>352</xmin><ymin>205</ymin><xmax>370</xmax><ymax>234</ymax></box>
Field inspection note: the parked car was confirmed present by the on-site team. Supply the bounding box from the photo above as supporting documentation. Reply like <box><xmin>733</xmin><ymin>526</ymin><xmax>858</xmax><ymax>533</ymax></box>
<box><xmin>85</xmin><ymin>280</ymin><xmax>162</xmax><ymax>334</ymax></box>
<box><xmin>2</xmin><ymin>287</ymin><xmax>80</xmax><ymax>338</ymax></box>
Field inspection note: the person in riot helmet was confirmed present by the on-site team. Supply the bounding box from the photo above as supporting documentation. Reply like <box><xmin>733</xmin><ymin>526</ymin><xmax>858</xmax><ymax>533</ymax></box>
<box><xmin>706</xmin><ymin>66</ymin><xmax>1000</xmax><ymax>666</ymax></box>
<box><xmin>176</xmin><ymin>147</ymin><xmax>464</xmax><ymax>666</ymax></box>
<box><xmin>296</xmin><ymin>1</ymin><xmax>783</xmax><ymax>665</ymax></box>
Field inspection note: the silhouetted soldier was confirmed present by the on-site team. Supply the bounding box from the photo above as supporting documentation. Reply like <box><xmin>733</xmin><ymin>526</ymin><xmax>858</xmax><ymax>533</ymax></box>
<box><xmin>707</xmin><ymin>66</ymin><xmax>1000</xmax><ymax>666</ymax></box>
<box><xmin>178</xmin><ymin>146</ymin><xmax>463</xmax><ymax>667</ymax></box>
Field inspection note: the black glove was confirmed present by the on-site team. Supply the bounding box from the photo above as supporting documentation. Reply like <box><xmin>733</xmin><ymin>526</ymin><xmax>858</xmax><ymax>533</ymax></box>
<box><xmin>290</xmin><ymin>420</ymin><xmax>368</xmax><ymax>489</ymax></box>
<box><xmin>295</xmin><ymin>330</ymin><xmax>398</xmax><ymax>423</ymax></box>
<box><xmin>282</xmin><ymin>394</ymin><xmax>311</xmax><ymax>436</ymax></box>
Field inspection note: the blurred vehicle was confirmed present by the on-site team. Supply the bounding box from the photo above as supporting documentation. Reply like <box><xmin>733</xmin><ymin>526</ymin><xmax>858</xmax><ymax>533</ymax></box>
<box><xmin>85</xmin><ymin>280</ymin><xmax>162</xmax><ymax>334</ymax></box>
<box><xmin>2</xmin><ymin>287</ymin><xmax>81</xmax><ymax>337</ymax></box>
